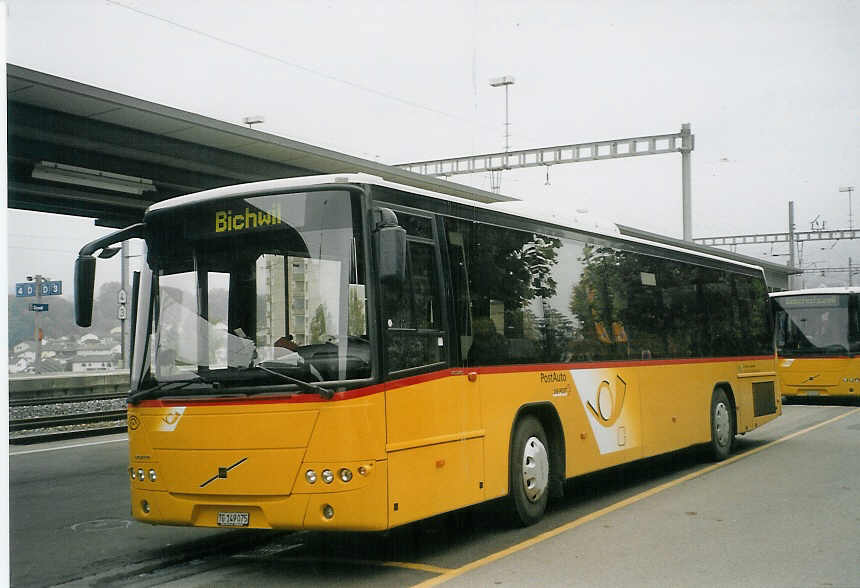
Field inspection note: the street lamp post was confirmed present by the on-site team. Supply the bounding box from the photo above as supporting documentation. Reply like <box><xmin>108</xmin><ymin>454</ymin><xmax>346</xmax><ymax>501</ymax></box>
<box><xmin>489</xmin><ymin>75</ymin><xmax>515</xmax><ymax>192</ymax></box>
<box><xmin>840</xmin><ymin>185</ymin><xmax>855</xmax><ymax>230</ymax></box>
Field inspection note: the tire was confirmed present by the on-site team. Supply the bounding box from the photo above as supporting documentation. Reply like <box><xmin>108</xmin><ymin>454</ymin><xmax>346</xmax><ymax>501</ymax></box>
<box><xmin>709</xmin><ymin>389</ymin><xmax>735</xmax><ymax>461</ymax></box>
<box><xmin>509</xmin><ymin>415</ymin><xmax>550</xmax><ymax>526</ymax></box>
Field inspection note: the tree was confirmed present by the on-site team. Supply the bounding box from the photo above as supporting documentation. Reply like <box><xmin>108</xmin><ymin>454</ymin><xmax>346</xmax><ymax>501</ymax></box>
<box><xmin>309</xmin><ymin>303</ymin><xmax>330</xmax><ymax>344</ymax></box>
<box><xmin>348</xmin><ymin>287</ymin><xmax>366</xmax><ymax>336</ymax></box>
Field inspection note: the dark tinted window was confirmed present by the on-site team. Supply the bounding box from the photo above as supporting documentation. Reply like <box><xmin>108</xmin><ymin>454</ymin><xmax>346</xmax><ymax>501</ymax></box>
<box><xmin>381</xmin><ymin>213</ymin><xmax>446</xmax><ymax>373</ymax></box>
<box><xmin>444</xmin><ymin>216</ymin><xmax>771</xmax><ymax>366</ymax></box>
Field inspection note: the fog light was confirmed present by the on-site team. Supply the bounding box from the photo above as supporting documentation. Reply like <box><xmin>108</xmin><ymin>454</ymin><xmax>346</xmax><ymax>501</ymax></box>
<box><xmin>322</xmin><ymin>469</ymin><xmax>334</xmax><ymax>484</ymax></box>
<box><xmin>339</xmin><ymin>468</ymin><xmax>353</xmax><ymax>483</ymax></box>
<box><xmin>148</xmin><ymin>469</ymin><xmax>157</xmax><ymax>482</ymax></box>
<box><xmin>137</xmin><ymin>468</ymin><xmax>145</xmax><ymax>481</ymax></box>
<box><xmin>322</xmin><ymin>504</ymin><xmax>334</xmax><ymax>519</ymax></box>
<box><xmin>305</xmin><ymin>470</ymin><xmax>317</xmax><ymax>484</ymax></box>
<box><xmin>141</xmin><ymin>500</ymin><xmax>150</xmax><ymax>514</ymax></box>
<box><xmin>358</xmin><ymin>465</ymin><xmax>368</xmax><ymax>476</ymax></box>
<box><xmin>128</xmin><ymin>467</ymin><xmax>135</xmax><ymax>480</ymax></box>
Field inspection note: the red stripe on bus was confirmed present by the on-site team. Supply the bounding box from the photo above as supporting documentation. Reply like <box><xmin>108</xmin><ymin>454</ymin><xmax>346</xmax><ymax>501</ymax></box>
<box><xmin>136</xmin><ymin>355</ymin><xmax>773</xmax><ymax>408</ymax></box>
<box><xmin>778</xmin><ymin>355</ymin><xmax>855</xmax><ymax>360</ymax></box>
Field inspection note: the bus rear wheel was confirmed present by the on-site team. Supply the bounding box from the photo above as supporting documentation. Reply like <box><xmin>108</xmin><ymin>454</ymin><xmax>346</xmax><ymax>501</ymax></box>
<box><xmin>509</xmin><ymin>415</ymin><xmax>550</xmax><ymax>526</ymax></box>
<box><xmin>710</xmin><ymin>388</ymin><xmax>735</xmax><ymax>461</ymax></box>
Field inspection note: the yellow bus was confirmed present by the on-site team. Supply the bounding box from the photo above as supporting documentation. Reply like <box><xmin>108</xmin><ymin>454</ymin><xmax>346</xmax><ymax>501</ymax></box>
<box><xmin>75</xmin><ymin>173</ymin><xmax>780</xmax><ymax>530</ymax></box>
<box><xmin>771</xmin><ymin>288</ymin><xmax>860</xmax><ymax>400</ymax></box>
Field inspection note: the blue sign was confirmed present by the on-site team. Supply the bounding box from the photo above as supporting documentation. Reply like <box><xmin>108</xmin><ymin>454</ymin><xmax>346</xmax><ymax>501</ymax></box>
<box><xmin>15</xmin><ymin>281</ymin><xmax>62</xmax><ymax>297</ymax></box>
<box><xmin>15</xmin><ymin>282</ymin><xmax>35</xmax><ymax>297</ymax></box>
<box><xmin>30</xmin><ymin>303</ymin><xmax>49</xmax><ymax>312</ymax></box>
<box><xmin>42</xmin><ymin>281</ymin><xmax>63</xmax><ymax>296</ymax></box>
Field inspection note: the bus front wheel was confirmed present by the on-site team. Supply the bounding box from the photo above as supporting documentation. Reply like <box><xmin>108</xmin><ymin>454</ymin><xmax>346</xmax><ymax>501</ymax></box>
<box><xmin>509</xmin><ymin>415</ymin><xmax>550</xmax><ymax>526</ymax></box>
<box><xmin>709</xmin><ymin>388</ymin><xmax>735</xmax><ymax>461</ymax></box>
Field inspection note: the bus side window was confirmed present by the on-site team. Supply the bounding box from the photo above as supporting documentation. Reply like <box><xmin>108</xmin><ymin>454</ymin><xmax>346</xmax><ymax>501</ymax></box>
<box><xmin>381</xmin><ymin>212</ymin><xmax>447</xmax><ymax>373</ymax></box>
<box><xmin>850</xmin><ymin>294</ymin><xmax>860</xmax><ymax>352</ymax></box>
<box><xmin>446</xmin><ymin>229</ymin><xmax>473</xmax><ymax>363</ymax></box>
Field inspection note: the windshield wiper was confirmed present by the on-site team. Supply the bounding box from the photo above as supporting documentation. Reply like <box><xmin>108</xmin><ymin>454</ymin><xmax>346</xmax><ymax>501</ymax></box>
<box><xmin>250</xmin><ymin>364</ymin><xmax>333</xmax><ymax>399</ymax></box>
<box><xmin>128</xmin><ymin>376</ymin><xmax>218</xmax><ymax>404</ymax></box>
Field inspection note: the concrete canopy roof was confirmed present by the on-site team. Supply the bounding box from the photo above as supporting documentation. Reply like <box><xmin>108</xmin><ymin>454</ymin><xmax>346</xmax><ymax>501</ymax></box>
<box><xmin>7</xmin><ymin>65</ymin><xmax>794</xmax><ymax>285</ymax></box>
<box><xmin>7</xmin><ymin>64</ymin><xmax>513</xmax><ymax>227</ymax></box>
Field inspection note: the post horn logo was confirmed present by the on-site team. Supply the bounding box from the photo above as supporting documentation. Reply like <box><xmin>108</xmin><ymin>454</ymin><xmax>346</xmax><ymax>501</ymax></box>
<box><xmin>586</xmin><ymin>375</ymin><xmax>627</xmax><ymax>427</ymax></box>
<box><xmin>127</xmin><ymin>415</ymin><xmax>140</xmax><ymax>431</ymax></box>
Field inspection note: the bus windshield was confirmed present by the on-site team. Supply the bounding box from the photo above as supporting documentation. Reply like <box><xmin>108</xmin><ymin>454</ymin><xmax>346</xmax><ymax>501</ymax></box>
<box><xmin>773</xmin><ymin>293</ymin><xmax>859</xmax><ymax>356</ymax></box>
<box><xmin>138</xmin><ymin>189</ymin><xmax>370</xmax><ymax>394</ymax></box>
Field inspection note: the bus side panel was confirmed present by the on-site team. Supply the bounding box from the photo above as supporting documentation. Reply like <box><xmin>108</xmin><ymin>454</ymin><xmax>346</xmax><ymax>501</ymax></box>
<box><xmin>477</xmin><ymin>367</ymin><xmax>643</xmax><ymax>500</ymax></box>
<box><xmin>640</xmin><ymin>363</ymin><xmax>713</xmax><ymax>457</ymax></box>
<box><xmin>385</xmin><ymin>372</ymin><xmax>485</xmax><ymax>527</ymax></box>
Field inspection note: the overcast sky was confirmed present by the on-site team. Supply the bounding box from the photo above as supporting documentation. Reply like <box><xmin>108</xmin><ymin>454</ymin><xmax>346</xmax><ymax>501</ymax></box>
<box><xmin>5</xmin><ymin>0</ymin><xmax>859</xmax><ymax>293</ymax></box>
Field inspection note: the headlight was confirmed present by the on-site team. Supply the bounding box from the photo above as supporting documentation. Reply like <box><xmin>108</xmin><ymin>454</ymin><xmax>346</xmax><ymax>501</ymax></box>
<box><xmin>128</xmin><ymin>467</ymin><xmax>135</xmax><ymax>480</ymax></box>
<box><xmin>321</xmin><ymin>469</ymin><xmax>334</xmax><ymax>484</ymax></box>
<box><xmin>148</xmin><ymin>469</ymin><xmax>157</xmax><ymax>482</ymax></box>
<box><xmin>339</xmin><ymin>468</ymin><xmax>353</xmax><ymax>483</ymax></box>
<box><xmin>305</xmin><ymin>470</ymin><xmax>317</xmax><ymax>484</ymax></box>
<box><xmin>137</xmin><ymin>468</ymin><xmax>145</xmax><ymax>481</ymax></box>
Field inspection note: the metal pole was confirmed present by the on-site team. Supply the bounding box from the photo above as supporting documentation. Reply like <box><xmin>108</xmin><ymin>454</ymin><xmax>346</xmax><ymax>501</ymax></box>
<box><xmin>504</xmin><ymin>84</ymin><xmax>511</xmax><ymax>162</ymax></box>
<box><xmin>121</xmin><ymin>240</ymin><xmax>129</xmax><ymax>368</ymax></box>
<box><xmin>680</xmin><ymin>123</ymin><xmax>693</xmax><ymax>241</ymax></box>
<box><xmin>788</xmin><ymin>201</ymin><xmax>796</xmax><ymax>290</ymax></box>
<box><xmin>34</xmin><ymin>274</ymin><xmax>43</xmax><ymax>374</ymax></box>
<box><xmin>850</xmin><ymin>257</ymin><xmax>853</xmax><ymax>287</ymax></box>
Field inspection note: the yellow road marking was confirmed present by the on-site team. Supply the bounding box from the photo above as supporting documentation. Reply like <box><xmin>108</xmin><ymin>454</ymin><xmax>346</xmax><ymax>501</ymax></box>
<box><xmin>383</xmin><ymin>561</ymin><xmax>455</xmax><ymax>574</ymax></box>
<box><xmin>413</xmin><ymin>407</ymin><xmax>860</xmax><ymax>587</ymax></box>
<box><xmin>280</xmin><ymin>556</ymin><xmax>452</xmax><ymax>575</ymax></box>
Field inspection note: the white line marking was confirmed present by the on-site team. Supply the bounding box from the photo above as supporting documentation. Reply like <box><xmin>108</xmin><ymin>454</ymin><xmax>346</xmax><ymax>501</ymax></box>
<box><xmin>10</xmin><ymin>436</ymin><xmax>128</xmax><ymax>456</ymax></box>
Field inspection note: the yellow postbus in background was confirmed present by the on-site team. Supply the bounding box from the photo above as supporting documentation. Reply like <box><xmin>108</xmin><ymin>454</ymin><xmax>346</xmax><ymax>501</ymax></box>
<box><xmin>75</xmin><ymin>173</ymin><xmax>781</xmax><ymax>531</ymax></box>
<box><xmin>771</xmin><ymin>288</ymin><xmax>860</xmax><ymax>400</ymax></box>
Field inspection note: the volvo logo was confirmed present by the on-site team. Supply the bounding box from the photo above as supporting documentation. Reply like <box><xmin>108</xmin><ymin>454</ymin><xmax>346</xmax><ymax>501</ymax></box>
<box><xmin>200</xmin><ymin>458</ymin><xmax>248</xmax><ymax>488</ymax></box>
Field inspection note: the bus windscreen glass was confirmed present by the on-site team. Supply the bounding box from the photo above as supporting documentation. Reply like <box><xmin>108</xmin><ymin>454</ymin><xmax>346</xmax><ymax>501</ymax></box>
<box><xmin>773</xmin><ymin>293</ymin><xmax>857</xmax><ymax>356</ymax></box>
<box><xmin>139</xmin><ymin>190</ymin><xmax>370</xmax><ymax>395</ymax></box>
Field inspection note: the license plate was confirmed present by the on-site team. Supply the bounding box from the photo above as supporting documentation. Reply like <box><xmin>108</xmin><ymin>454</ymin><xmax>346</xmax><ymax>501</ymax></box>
<box><xmin>804</xmin><ymin>390</ymin><xmax>821</xmax><ymax>396</ymax></box>
<box><xmin>217</xmin><ymin>512</ymin><xmax>249</xmax><ymax>527</ymax></box>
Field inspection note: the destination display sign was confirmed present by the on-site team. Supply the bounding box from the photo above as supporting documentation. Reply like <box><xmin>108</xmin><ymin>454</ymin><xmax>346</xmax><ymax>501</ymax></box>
<box><xmin>30</xmin><ymin>303</ymin><xmax>49</xmax><ymax>312</ymax></box>
<box><xmin>779</xmin><ymin>294</ymin><xmax>844</xmax><ymax>308</ymax></box>
<box><xmin>186</xmin><ymin>198</ymin><xmax>287</xmax><ymax>240</ymax></box>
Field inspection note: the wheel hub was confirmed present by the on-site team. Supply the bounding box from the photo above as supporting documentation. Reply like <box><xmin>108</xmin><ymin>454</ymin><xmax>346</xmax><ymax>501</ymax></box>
<box><xmin>714</xmin><ymin>401</ymin><xmax>730</xmax><ymax>447</ymax></box>
<box><xmin>521</xmin><ymin>436</ymin><xmax>549</xmax><ymax>502</ymax></box>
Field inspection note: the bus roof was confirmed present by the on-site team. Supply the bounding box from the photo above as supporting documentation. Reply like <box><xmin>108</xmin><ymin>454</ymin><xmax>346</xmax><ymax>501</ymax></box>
<box><xmin>146</xmin><ymin>173</ymin><xmax>766</xmax><ymax>275</ymax></box>
<box><xmin>770</xmin><ymin>287</ymin><xmax>860</xmax><ymax>297</ymax></box>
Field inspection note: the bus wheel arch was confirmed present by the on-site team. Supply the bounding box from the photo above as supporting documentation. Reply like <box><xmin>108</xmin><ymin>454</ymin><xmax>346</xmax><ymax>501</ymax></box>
<box><xmin>710</xmin><ymin>384</ymin><xmax>736</xmax><ymax>461</ymax></box>
<box><xmin>507</xmin><ymin>404</ymin><xmax>565</xmax><ymax>526</ymax></box>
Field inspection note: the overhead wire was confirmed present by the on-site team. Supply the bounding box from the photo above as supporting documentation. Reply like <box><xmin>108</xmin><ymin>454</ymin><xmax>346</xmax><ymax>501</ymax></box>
<box><xmin>105</xmin><ymin>0</ymin><xmax>480</xmax><ymax>126</ymax></box>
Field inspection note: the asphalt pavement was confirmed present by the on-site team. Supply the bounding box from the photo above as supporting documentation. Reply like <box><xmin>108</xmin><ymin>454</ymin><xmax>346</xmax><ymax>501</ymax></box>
<box><xmin>9</xmin><ymin>405</ymin><xmax>859</xmax><ymax>587</ymax></box>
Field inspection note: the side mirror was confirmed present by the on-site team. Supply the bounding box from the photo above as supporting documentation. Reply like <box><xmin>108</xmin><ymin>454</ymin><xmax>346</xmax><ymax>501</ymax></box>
<box><xmin>75</xmin><ymin>255</ymin><xmax>97</xmax><ymax>327</ymax></box>
<box><xmin>376</xmin><ymin>225</ymin><xmax>407</xmax><ymax>284</ymax></box>
<box><xmin>765</xmin><ymin>296</ymin><xmax>775</xmax><ymax>333</ymax></box>
<box><xmin>73</xmin><ymin>222</ymin><xmax>145</xmax><ymax>328</ymax></box>
<box><xmin>373</xmin><ymin>208</ymin><xmax>406</xmax><ymax>284</ymax></box>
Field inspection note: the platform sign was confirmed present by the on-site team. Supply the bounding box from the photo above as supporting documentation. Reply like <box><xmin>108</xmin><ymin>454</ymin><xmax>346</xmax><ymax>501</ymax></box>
<box><xmin>30</xmin><ymin>303</ymin><xmax>49</xmax><ymax>312</ymax></box>
<box><xmin>15</xmin><ymin>283</ymin><xmax>36</xmax><ymax>297</ymax></box>
<box><xmin>15</xmin><ymin>281</ymin><xmax>62</xmax><ymax>297</ymax></box>
<box><xmin>41</xmin><ymin>281</ymin><xmax>63</xmax><ymax>296</ymax></box>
